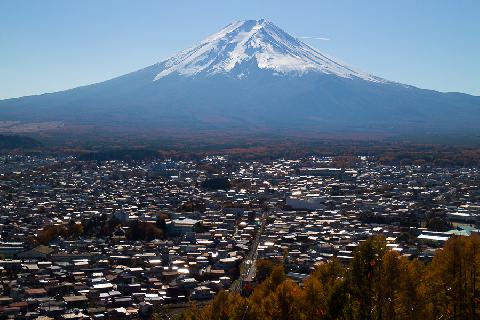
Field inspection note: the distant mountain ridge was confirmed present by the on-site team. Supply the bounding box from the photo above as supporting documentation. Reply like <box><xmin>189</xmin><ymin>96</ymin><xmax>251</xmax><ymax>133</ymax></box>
<box><xmin>0</xmin><ymin>134</ymin><xmax>43</xmax><ymax>150</ymax></box>
<box><xmin>0</xmin><ymin>19</ymin><xmax>479</xmax><ymax>136</ymax></box>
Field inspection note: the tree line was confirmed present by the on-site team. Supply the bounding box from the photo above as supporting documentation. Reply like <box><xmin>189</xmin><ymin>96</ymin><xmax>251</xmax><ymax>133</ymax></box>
<box><xmin>178</xmin><ymin>235</ymin><xmax>480</xmax><ymax>320</ymax></box>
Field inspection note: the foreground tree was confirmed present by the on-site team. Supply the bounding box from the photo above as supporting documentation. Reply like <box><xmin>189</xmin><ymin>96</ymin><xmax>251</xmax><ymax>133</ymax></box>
<box><xmin>348</xmin><ymin>237</ymin><xmax>388</xmax><ymax>320</ymax></box>
<box><xmin>426</xmin><ymin>235</ymin><xmax>480</xmax><ymax>319</ymax></box>
<box><xmin>176</xmin><ymin>235</ymin><xmax>480</xmax><ymax>320</ymax></box>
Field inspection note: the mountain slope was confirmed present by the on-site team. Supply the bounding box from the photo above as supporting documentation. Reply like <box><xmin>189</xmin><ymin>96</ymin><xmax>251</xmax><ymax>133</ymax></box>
<box><xmin>152</xmin><ymin>19</ymin><xmax>384</xmax><ymax>82</ymax></box>
<box><xmin>0</xmin><ymin>19</ymin><xmax>479</xmax><ymax>135</ymax></box>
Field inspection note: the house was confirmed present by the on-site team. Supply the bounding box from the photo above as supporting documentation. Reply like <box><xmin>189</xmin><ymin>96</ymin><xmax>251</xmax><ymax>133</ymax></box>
<box><xmin>63</xmin><ymin>295</ymin><xmax>88</xmax><ymax>309</ymax></box>
<box><xmin>17</xmin><ymin>245</ymin><xmax>54</xmax><ymax>259</ymax></box>
<box><xmin>168</xmin><ymin>218</ymin><xmax>200</xmax><ymax>236</ymax></box>
<box><xmin>190</xmin><ymin>286</ymin><xmax>215</xmax><ymax>300</ymax></box>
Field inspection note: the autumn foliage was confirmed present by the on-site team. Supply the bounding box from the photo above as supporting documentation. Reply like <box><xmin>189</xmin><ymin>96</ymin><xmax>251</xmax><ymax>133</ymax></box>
<box><xmin>180</xmin><ymin>235</ymin><xmax>480</xmax><ymax>320</ymax></box>
<box><xmin>37</xmin><ymin>221</ymin><xmax>84</xmax><ymax>244</ymax></box>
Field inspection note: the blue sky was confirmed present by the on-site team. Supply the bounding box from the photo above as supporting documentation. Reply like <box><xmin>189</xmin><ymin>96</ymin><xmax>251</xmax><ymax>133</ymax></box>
<box><xmin>1</xmin><ymin>0</ymin><xmax>479</xmax><ymax>99</ymax></box>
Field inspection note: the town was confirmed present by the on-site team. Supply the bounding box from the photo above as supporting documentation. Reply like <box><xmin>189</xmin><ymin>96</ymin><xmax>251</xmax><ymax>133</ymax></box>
<box><xmin>0</xmin><ymin>153</ymin><xmax>479</xmax><ymax>319</ymax></box>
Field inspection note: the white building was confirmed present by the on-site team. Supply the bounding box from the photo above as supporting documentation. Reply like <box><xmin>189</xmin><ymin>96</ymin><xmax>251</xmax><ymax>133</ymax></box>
<box><xmin>168</xmin><ymin>218</ymin><xmax>200</xmax><ymax>236</ymax></box>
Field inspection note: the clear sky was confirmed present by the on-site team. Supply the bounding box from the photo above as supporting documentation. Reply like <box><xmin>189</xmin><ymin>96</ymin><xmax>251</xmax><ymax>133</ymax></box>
<box><xmin>1</xmin><ymin>0</ymin><xmax>479</xmax><ymax>99</ymax></box>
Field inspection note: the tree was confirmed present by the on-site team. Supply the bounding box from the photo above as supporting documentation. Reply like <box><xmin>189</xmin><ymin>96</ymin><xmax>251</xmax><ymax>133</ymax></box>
<box><xmin>255</xmin><ymin>259</ymin><xmax>278</xmax><ymax>283</ymax></box>
<box><xmin>262</xmin><ymin>280</ymin><xmax>303</xmax><ymax>320</ymax></box>
<box><xmin>426</xmin><ymin>235</ymin><xmax>480</xmax><ymax>319</ymax></box>
<box><xmin>67</xmin><ymin>220</ymin><xmax>84</xmax><ymax>238</ymax></box>
<box><xmin>201</xmin><ymin>177</ymin><xmax>231</xmax><ymax>190</ymax></box>
<box><xmin>375</xmin><ymin>250</ymin><xmax>401</xmax><ymax>320</ymax></box>
<box><xmin>127</xmin><ymin>221</ymin><xmax>163</xmax><ymax>241</ymax></box>
<box><xmin>176</xmin><ymin>235</ymin><xmax>480</xmax><ymax>320</ymax></box>
<box><xmin>38</xmin><ymin>224</ymin><xmax>67</xmax><ymax>244</ymax></box>
<box><xmin>302</xmin><ymin>275</ymin><xmax>326</xmax><ymax>318</ymax></box>
<box><xmin>325</xmin><ymin>279</ymin><xmax>349</xmax><ymax>320</ymax></box>
<box><xmin>396</xmin><ymin>258</ymin><xmax>427</xmax><ymax>320</ymax></box>
<box><xmin>202</xmin><ymin>291</ymin><xmax>247</xmax><ymax>320</ymax></box>
<box><xmin>348</xmin><ymin>237</ymin><xmax>388</xmax><ymax>320</ymax></box>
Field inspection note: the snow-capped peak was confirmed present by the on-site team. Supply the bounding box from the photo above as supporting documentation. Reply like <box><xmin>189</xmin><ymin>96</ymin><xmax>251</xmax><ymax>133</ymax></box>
<box><xmin>153</xmin><ymin>19</ymin><xmax>385</xmax><ymax>82</ymax></box>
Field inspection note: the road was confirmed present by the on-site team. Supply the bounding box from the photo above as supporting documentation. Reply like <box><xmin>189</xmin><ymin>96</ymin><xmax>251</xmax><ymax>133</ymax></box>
<box><xmin>230</xmin><ymin>210</ymin><xmax>268</xmax><ymax>294</ymax></box>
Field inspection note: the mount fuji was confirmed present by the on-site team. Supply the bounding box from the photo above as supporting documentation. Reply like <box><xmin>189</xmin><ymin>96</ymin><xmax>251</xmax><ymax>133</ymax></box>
<box><xmin>1</xmin><ymin>19</ymin><xmax>479</xmax><ymax>136</ymax></box>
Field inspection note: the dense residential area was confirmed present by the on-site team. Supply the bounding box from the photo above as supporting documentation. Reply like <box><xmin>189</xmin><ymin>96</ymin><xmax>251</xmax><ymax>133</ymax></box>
<box><xmin>0</xmin><ymin>153</ymin><xmax>479</xmax><ymax>319</ymax></box>
<box><xmin>2</xmin><ymin>1</ymin><xmax>479</xmax><ymax>319</ymax></box>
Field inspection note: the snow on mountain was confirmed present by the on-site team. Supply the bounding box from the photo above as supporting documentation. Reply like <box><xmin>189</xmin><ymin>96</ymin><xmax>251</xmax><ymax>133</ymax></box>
<box><xmin>153</xmin><ymin>19</ymin><xmax>386</xmax><ymax>82</ymax></box>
